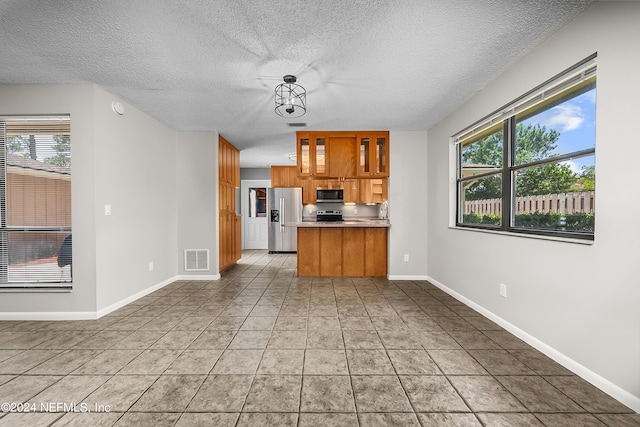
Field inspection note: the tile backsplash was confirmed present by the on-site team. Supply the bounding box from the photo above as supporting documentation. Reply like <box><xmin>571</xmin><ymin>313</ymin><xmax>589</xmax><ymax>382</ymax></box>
<box><xmin>303</xmin><ymin>203</ymin><xmax>386</xmax><ymax>220</ymax></box>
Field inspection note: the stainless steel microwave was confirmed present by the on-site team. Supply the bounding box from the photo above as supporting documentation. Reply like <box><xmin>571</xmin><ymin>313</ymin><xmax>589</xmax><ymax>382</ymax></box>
<box><xmin>316</xmin><ymin>189</ymin><xmax>343</xmax><ymax>203</ymax></box>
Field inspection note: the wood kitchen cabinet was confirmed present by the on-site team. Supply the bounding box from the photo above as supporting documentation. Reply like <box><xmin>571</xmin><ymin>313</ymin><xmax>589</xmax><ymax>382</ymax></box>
<box><xmin>219</xmin><ymin>135</ymin><xmax>240</xmax><ymax>186</ymax></box>
<box><xmin>297</xmin><ymin>226</ymin><xmax>388</xmax><ymax>277</ymax></box>
<box><xmin>359</xmin><ymin>178</ymin><xmax>388</xmax><ymax>203</ymax></box>
<box><xmin>271</xmin><ymin>166</ymin><xmax>301</xmax><ymax>188</ymax></box>
<box><xmin>219</xmin><ymin>135</ymin><xmax>241</xmax><ymax>271</ymax></box>
<box><xmin>357</xmin><ymin>132</ymin><xmax>389</xmax><ymax>177</ymax></box>
<box><xmin>297</xmin><ymin>132</ymin><xmax>329</xmax><ymax>177</ymax></box>
<box><xmin>328</xmin><ymin>133</ymin><xmax>357</xmax><ymax>178</ymax></box>
<box><xmin>294</xmin><ymin>130</ymin><xmax>389</xmax><ymax>204</ymax></box>
<box><xmin>297</xmin><ymin>228</ymin><xmax>320</xmax><ymax>276</ymax></box>
<box><xmin>296</xmin><ymin>131</ymin><xmax>389</xmax><ymax>179</ymax></box>
<box><xmin>364</xmin><ymin>228</ymin><xmax>388</xmax><ymax>276</ymax></box>
<box><xmin>342</xmin><ymin>179</ymin><xmax>359</xmax><ymax>203</ymax></box>
<box><xmin>301</xmin><ymin>178</ymin><xmax>315</xmax><ymax>205</ymax></box>
<box><xmin>299</xmin><ymin>178</ymin><xmax>381</xmax><ymax>205</ymax></box>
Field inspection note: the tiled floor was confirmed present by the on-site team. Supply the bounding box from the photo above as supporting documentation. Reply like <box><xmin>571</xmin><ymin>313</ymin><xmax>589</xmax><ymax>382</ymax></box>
<box><xmin>0</xmin><ymin>250</ymin><xmax>638</xmax><ymax>427</ymax></box>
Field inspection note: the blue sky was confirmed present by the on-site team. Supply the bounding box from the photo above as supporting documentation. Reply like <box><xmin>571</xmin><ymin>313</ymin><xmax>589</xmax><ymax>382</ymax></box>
<box><xmin>520</xmin><ymin>87</ymin><xmax>596</xmax><ymax>174</ymax></box>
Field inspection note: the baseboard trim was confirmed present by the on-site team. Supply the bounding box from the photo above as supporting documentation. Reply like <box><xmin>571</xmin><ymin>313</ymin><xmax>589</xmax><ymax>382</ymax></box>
<box><xmin>0</xmin><ymin>311</ymin><xmax>98</xmax><ymax>321</ymax></box>
<box><xmin>175</xmin><ymin>274</ymin><xmax>221</xmax><ymax>281</ymax></box>
<box><xmin>0</xmin><ymin>276</ymin><xmax>181</xmax><ymax>321</ymax></box>
<box><xmin>388</xmin><ymin>275</ymin><xmax>430</xmax><ymax>281</ymax></box>
<box><xmin>95</xmin><ymin>275</ymin><xmax>179</xmax><ymax>318</ymax></box>
<box><xmin>426</xmin><ymin>275</ymin><xmax>640</xmax><ymax>413</ymax></box>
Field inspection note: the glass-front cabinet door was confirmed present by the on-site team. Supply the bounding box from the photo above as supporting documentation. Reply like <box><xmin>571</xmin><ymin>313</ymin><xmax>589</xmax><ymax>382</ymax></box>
<box><xmin>297</xmin><ymin>132</ymin><xmax>329</xmax><ymax>177</ymax></box>
<box><xmin>357</xmin><ymin>132</ymin><xmax>389</xmax><ymax>177</ymax></box>
<box><xmin>315</xmin><ymin>136</ymin><xmax>327</xmax><ymax>176</ymax></box>
<box><xmin>298</xmin><ymin>135</ymin><xmax>311</xmax><ymax>175</ymax></box>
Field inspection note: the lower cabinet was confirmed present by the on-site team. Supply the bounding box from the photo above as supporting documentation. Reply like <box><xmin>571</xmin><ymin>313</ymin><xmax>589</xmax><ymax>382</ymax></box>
<box><xmin>219</xmin><ymin>211</ymin><xmax>241</xmax><ymax>271</ymax></box>
<box><xmin>234</xmin><ymin>214</ymin><xmax>242</xmax><ymax>262</ymax></box>
<box><xmin>297</xmin><ymin>227</ymin><xmax>388</xmax><ymax>277</ymax></box>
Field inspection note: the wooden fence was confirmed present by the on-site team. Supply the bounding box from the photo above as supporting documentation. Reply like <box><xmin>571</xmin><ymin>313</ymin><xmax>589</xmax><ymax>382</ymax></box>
<box><xmin>464</xmin><ymin>191</ymin><xmax>595</xmax><ymax>215</ymax></box>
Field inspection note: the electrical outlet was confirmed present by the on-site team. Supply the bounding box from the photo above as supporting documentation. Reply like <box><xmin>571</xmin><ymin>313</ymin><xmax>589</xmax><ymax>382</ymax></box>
<box><xmin>354</xmin><ymin>208</ymin><xmax>358</xmax><ymax>214</ymax></box>
<box><xmin>104</xmin><ymin>204</ymin><xmax>111</xmax><ymax>216</ymax></box>
<box><xmin>148</xmin><ymin>261</ymin><xmax>154</xmax><ymax>272</ymax></box>
<box><xmin>403</xmin><ymin>254</ymin><xmax>409</xmax><ymax>262</ymax></box>
<box><xmin>500</xmin><ymin>283</ymin><xmax>507</xmax><ymax>298</ymax></box>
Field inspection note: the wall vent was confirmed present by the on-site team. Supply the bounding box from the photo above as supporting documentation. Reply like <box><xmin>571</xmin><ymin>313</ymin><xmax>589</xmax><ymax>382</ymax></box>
<box><xmin>184</xmin><ymin>249</ymin><xmax>210</xmax><ymax>271</ymax></box>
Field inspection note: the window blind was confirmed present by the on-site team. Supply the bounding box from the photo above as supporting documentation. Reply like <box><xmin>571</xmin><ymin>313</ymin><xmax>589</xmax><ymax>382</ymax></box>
<box><xmin>0</xmin><ymin>116</ymin><xmax>72</xmax><ymax>290</ymax></box>
<box><xmin>453</xmin><ymin>53</ymin><xmax>597</xmax><ymax>145</ymax></box>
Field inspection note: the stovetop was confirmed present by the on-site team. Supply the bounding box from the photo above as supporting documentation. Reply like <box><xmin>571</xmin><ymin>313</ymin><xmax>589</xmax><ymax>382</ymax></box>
<box><xmin>316</xmin><ymin>209</ymin><xmax>343</xmax><ymax>222</ymax></box>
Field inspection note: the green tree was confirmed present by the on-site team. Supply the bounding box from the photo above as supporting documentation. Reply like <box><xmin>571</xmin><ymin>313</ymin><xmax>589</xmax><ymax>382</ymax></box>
<box><xmin>6</xmin><ymin>134</ymin><xmax>71</xmax><ymax>168</ymax></box>
<box><xmin>462</xmin><ymin>130</ymin><xmax>503</xmax><ymax>167</ymax></box>
<box><xmin>46</xmin><ymin>135</ymin><xmax>71</xmax><ymax>168</ymax></box>
<box><xmin>6</xmin><ymin>135</ymin><xmax>30</xmax><ymax>156</ymax></box>
<box><xmin>462</xmin><ymin>123</ymin><xmax>577</xmax><ymax>200</ymax></box>
<box><xmin>571</xmin><ymin>165</ymin><xmax>595</xmax><ymax>191</ymax></box>
<box><xmin>461</xmin><ymin>130</ymin><xmax>503</xmax><ymax>201</ymax></box>
<box><xmin>514</xmin><ymin>123</ymin><xmax>560</xmax><ymax>164</ymax></box>
<box><xmin>515</xmin><ymin>163</ymin><xmax>575</xmax><ymax>196</ymax></box>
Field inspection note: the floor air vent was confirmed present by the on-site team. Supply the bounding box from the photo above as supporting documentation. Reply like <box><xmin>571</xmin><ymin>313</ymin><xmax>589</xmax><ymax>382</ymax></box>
<box><xmin>184</xmin><ymin>249</ymin><xmax>210</xmax><ymax>271</ymax></box>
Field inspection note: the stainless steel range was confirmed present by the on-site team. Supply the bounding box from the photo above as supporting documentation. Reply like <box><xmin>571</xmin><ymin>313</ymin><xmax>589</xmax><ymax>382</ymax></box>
<box><xmin>316</xmin><ymin>209</ymin><xmax>343</xmax><ymax>222</ymax></box>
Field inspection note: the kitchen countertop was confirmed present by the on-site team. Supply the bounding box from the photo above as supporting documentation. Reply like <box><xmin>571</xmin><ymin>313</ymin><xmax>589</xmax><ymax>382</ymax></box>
<box><xmin>286</xmin><ymin>218</ymin><xmax>390</xmax><ymax>228</ymax></box>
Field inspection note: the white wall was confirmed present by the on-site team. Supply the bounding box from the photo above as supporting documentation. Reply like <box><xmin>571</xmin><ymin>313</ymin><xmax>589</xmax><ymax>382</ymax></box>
<box><xmin>426</xmin><ymin>1</ymin><xmax>640</xmax><ymax>410</ymax></box>
<box><xmin>388</xmin><ymin>131</ymin><xmax>429</xmax><ymax>279</ymax></box>
<box><xmin>92</xmin><ymin>86</ymin><xmax>179</xmax><ymax>311</ymax></box>
<box><xmin>176</xmin><ymin>131</ymin><xmax>219</xmax><ymax>278</ymax></box>
<box><xmin>241</xmin><ymin>167</ymin><xmax>271</xmax><ymax>180</ymax></box>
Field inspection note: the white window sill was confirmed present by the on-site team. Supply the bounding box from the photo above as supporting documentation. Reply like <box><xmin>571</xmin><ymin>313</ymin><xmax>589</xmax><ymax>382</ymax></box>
<box><xmin>449</xmin><ymin>226</ymin><xmax>594</xmax><ymax>245</ymax></box>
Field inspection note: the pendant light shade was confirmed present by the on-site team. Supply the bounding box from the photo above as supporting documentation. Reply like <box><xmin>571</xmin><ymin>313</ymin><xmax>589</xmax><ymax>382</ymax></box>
<box><xmin>275</xmin><ymin>75</ymin><xmax>306</xmax><ymax>118</ymax></box>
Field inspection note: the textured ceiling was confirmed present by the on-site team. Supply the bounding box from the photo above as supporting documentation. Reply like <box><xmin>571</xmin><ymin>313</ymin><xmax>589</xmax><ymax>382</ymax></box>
<box><xmin>0</xmin><ymin>0</ymin><xmax>593</xmax><ymax>167</ymax></box>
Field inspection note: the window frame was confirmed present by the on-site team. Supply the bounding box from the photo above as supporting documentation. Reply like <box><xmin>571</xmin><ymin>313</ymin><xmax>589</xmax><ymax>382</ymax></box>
<box><xmin>0</xmin><ymin>115</ymin><xmax>72</xmax><ymax>291</ymax></box>
<box><xmin>453</xmin><ymin>54</ymin><xmax>596</xmax><ymax>242</ymax></box>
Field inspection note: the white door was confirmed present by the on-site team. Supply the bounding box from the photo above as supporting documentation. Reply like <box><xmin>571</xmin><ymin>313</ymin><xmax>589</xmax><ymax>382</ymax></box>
<box><xmin>241</xmin><ymin>179</ymin><xmax>270</xmax><ymax>249</ymax></box>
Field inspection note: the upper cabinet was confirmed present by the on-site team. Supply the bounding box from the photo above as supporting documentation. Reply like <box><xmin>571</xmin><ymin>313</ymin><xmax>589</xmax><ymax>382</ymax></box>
<box><xmin>219</xmin><ymin>135</ymin><xmax>240</xmax><ymax>187</ymax></box>
<box><xmin>271</xmin><ymin>166</ymin><xmax>301</xmax><ymax>188</ymax></box>
<box><xmin>297</xmin><ymin>131</ymin><xmax>389</xmax><ymax>179</ymax></box>
<box><xmin>328</xmin><ymin>134</ymin><xmax>357</xmax><ymax>178</ymax></box>
<box><xmin>297</xmin><ymin>132</ymin><xmax>329</xmax><ymax>177</ymax></box>
<box><xmin>292</xmin><ymin>130</ymin><xmax>389</xmax><ymax>204</ymax></box>
<box><xmin>357</xmin><ymin>132</ymin><xmax>389</xmax><ymax>177</ymax></box>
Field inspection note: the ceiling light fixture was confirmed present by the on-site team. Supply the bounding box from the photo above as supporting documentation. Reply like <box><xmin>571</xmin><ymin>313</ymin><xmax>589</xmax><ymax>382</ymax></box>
<box><xmin>275</xmin><ymin>75</ymin><xmax>306</xmax><ymax>118</ymax></box>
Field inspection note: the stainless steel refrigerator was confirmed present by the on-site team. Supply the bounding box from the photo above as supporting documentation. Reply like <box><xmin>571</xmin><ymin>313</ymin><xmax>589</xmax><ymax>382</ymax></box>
<box><xmin>268</xmin><ymin>187</ymin><xmax>302</xmax><ymax>253</ymax></box>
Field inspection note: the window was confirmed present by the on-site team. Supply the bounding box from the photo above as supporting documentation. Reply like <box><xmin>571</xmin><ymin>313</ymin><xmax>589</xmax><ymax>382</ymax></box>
<box><xmin>455</xmin><ymin>55</ymin><xmax>596</xmax><ymax>240</ymax></box>
<box><xmin>0</xmin><ymin>116</ymin><xmax>72</xmax><ymax>290</ymax></box>
<box><xmin>249</xmin><ymin>187</ymin><xmax>267</xmax><ymax>217</ymax></box>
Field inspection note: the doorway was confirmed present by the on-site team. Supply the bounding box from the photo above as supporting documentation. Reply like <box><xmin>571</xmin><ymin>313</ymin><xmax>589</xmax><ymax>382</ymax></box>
<box><xmin>240</xmin><ymin>179</ymin><xmax>270</xmax><ymax>249</ymax></box>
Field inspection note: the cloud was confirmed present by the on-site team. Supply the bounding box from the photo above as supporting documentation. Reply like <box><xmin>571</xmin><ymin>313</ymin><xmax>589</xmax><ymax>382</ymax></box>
<box><xmin>549</xmin><ymin>104</ymin><xmax>584</xmax><ymax>132</ymax></box>
<box><xmin>561</xmin><ymin>160</ymin><xmax>582</xmax><ymax>174</ymax></box>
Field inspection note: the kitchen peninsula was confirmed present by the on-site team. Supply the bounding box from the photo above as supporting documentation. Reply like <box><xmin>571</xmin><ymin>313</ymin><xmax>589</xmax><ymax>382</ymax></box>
<box><xmin>296</xmin><ymin>219</ymin><xmax>390</xmax><ymax>277</ymax></box>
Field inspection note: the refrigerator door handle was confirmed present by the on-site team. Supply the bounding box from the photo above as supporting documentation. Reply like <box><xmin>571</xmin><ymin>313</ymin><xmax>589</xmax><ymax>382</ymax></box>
<box><xmin>280</xmin><ymin>198</ymin><xmax>285</xmax><ymax>233</ymax></box>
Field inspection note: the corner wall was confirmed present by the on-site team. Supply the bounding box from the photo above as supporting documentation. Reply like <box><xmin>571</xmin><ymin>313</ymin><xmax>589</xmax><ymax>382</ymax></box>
<box><xmin>388</xmin><ymin>131</ymin><xmax>428</xmax><ymax>279</ymax></box>
<box><xmin>92</xmin><ymin>86</ymin><xmax>179</xmax><ymax>311</ymax></box>
<box><xmin>176</xmin><ymin>131</ymin><xmax>219</xmax><ymax>279</ymax></box>
<box><xmin>426</xmin><ymin>2</ymin><xmax>640</xmax><ymax>410</ymax></box>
